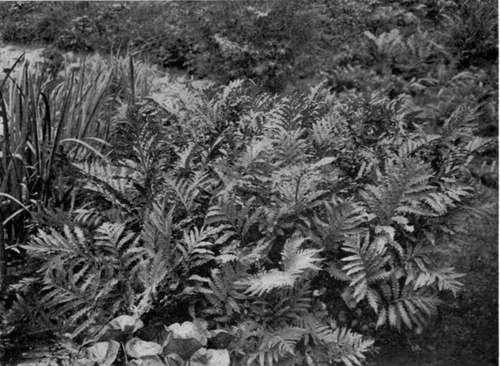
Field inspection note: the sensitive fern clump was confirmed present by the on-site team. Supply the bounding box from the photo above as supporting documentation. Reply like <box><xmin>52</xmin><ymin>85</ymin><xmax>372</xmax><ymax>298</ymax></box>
<box><xmin>13</xmin><ymin>75</ymin><xmax>490</xmax><ymax>365</ymax></box>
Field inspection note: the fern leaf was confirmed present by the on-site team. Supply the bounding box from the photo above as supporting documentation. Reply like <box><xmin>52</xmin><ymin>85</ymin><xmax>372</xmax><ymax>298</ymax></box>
<box><xmin>244</xmin><ymin>237</ymin><xmax>322</xmax><ymax>296</ymax></box>
<box><xmin>341</xmin><ymin>233</ymin><xmax>391</xmax><ymax>303</ymax></box>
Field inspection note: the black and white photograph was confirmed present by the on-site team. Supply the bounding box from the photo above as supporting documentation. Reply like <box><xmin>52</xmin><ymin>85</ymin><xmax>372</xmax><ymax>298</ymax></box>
<box><xmin>0</xmin><ymin>1</ymin><xmax>498</xmax><ymax>365</ymax></box>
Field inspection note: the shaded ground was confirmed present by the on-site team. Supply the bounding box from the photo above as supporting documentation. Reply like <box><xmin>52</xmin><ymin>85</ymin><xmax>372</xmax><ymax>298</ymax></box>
<box><xmin>368</xmin><ymin>350</ymin><xmax>472</xmax><ymax>366</ymax></box>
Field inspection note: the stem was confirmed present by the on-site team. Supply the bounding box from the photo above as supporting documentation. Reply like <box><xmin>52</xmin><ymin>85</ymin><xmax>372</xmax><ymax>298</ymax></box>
<box><xmin>44</xmin><ymin>72</ymin><xmax>74</xmax><ymax>203</ymax></box>
<box><xmin>129</xmin><ymin>55</ymin><xmax>135</xmax><ymax>105</ymax></box>
<box><xmin>122</xmin><ymin>342</ymin><xmax>128</xmax><ymax>366</ymax></box>
<box><xmin>0</xmin><ymin>90</ymin><xmax>11</xmax><ymax>181</ymax></box>
<box><xmin>0</xmin><ymin>221</ymin><xmax>6</xmax><ymax>294</ymax></box>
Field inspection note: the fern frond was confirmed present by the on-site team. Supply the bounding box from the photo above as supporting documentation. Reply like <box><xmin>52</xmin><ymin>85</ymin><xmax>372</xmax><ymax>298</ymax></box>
<box><xmin>73</xmin><ymin>208</ymin><xmax>107</xmax><ymax>230</ymax></box>
<box><xmin>377</xmin><ymin>282</ymin><xmax>441</xmax><ymax>331</ymax></box>
<box><xmin>360</xmin><ymin>158</ymin><xmax>454</xmax><ymax>226</ymax></box>
<box><xmin>282</xmin><ymin>238</ymin><xmax>322</xmax><ymax>276</ymax></box>
<box><xmin>328</xmin><ymin>326</ymin><xmax>374</xmax><ymax>366</ymax></box>
<box><xmin>167</xmin><ymin>171</ymin><xmax>211</xmax><ymax>213</ymax></box>
<box><xmin>190</xmin><ymin>265</ymin><xmax>246</xmax><ymax>320</ymax></box>
<box><xmin>244</xmin><ymin>237</ymin><xmax>322</xmax><ymax>296</ymax></box>
<box><xmin>245</xmin><ymin>270</ymin><xmax>299</xmax><ymax>298</ymax></box>
<box><xmin>412</xmin><ymin>267</ymin><xmax>464</xmax><ymax>296</ymax></box>
<box><xmin>304</xmin><ymin>316</ymin><xmax>374</xmax><ymax>366</ymax></box>
<box><xmin>179</xmin><ymin>226</ymin><xmax>218</xmax><ymax>268</ymax></box>
<box><xmin>22</xmin><ymin>225</ymin><xmax>88</xmax><ymax>259</ymax></box>
<box><xmin>74</xmin><ymin>161</ymin><xmax>136</xmax><ymax>207</ymax></box>
<box><xmin>341</xmin><ymin>233</ymin><xmax>391</xmax><ymax>305</ymax></box>
<box><xmin>404</xmin><ymin>243</ymin><xmax>464</xmax><ymax>296</ymax></box>
<box><xmin>175</xmin><ymin>143</ymin><xmax>197</xmax><ymax>173</ymax></box>
<box><xmin>248</xmin><ymin>326</ymin><xmax>305</xmax><ymax>366</ymax></box>
<box><xmin>270</xmin><ymin>127</ymin><xmax>310</xmax><ymax>167</ymax></box>
<box><xmin>237</xmin><ymin>138</ymin><xmax>272</xmax><ymax>173</ymax></box>
<box><xmin>312</xmin><ymin>200</ymin><xmax>367</xmax><ymax>251</ymax></box>
<box><xmin>204</xmin><ymin>196</ymin><xmax>261</xmax><ymax>245</ymax></box>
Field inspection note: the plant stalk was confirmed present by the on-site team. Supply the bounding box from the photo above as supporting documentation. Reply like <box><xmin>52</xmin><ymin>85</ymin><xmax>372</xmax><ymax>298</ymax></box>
<box><xmin>0</xmin><ymin>221</ymin><xmax>6</xmax><ymax>294</ymax></box>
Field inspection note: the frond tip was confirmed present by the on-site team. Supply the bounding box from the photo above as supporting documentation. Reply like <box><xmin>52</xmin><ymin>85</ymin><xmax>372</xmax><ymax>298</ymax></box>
<box><xmin>244</xmin><ymin>237</ymin><xmax>322</xmax><ymax>296</ymax></box>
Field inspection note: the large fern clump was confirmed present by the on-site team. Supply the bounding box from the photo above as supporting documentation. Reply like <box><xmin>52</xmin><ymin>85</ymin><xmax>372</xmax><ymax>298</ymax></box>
<box><xmin>7</xmin><ymin>68</ymin><xmax>493</xmax><ymax>366</ymax></box>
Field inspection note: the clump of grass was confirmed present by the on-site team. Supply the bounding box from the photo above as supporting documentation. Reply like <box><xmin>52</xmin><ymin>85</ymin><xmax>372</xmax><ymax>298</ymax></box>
<box><xmin>0</xmin><ymin>54</ymin><xmax>116</xmax><ymax>291</ymax></box>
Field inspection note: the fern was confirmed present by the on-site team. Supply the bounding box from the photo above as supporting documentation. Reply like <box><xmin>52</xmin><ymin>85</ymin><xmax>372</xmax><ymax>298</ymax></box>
<box><xmin>73</xmin><ymin>208</ymin><xmax>107</xmax><ymax>230</ymax></box>
<box><xmin>248</xmin><ymin>282</ymin><xmax>314</xmax><ymax>328</ymax></box>
<box><xmin>22</xmin><ymin>224</ymin><xmax>141</xmax><ymax>338</ymax></box>
<box><xmin>178</xmin><ymin>226</ymin><xmax>218</xmax><ymax>269</ymax></box>
<box><xmin>312</xmin><ymin>200</ymin><xmax>368</xmax><ymax>251</ymax></box>
<box><xmin>412</xmin><ymin>267</ymin><xmax>464</xmax><ymax>296</ymax></box>
<box><xmin>189</xmin><ymin>265</ymin><xmax>246</xmax><ymax>322</ymax></box>
<box><xmin>360</xmin><ymin>157</ymin><xmax>454</xmax><ymax>227</ymax></box>
<box><xmin>303</xmin><ymin>316</ymin><xmax>374</xmax><ymax>366</ymax></box>
<box><xmin>204</xmin><ymin>196</ymin><xmax>262</xmax><ymax>245</ymax></box>
<box><xmin>236</xmin><ymin>137</ymin><xmax>273</xmax><ymax>174</ymax></box>
<box><xmin>269</xmin><ymin>127</ymin><xmax>310</xmax><ymax>168</ymax></box>
<box><xmin>248</xmin><ymin>326</ymin><xmax>305</xmax><ymax>366</ymax></box>
<box><xmin>244</xmin><ymin>237</ymin><xmax>322</xmax><ymax>296</ymax></box>
<box><xmin>377</xmin><ymin>278</ymin><xmax>441</xmax><ymax>331</ymax></box>
<box><xmin>269</xmin><ymin>157</ymin><xmax>336</xmax><ymax>222</ymax></box>
<box><xmin>404</xmin><ymin>243</ymin><xmax>464</xmax><ymax>295</ymax></box>
<box><xmin>167</xmin><ymin>171</ymin><xmax>212</xmax><ymax>214</ymax></box>
<box><xmin>327</xmin><ymin>326</ymin><xmax>374</xmax><ymax>366</ymax></box>
<box><xmin>310</xmin><ymin>113</ymin><xmax>337</xmax><ymax>156</ymax></box>
<box><xmin>8</xmin><ymin>63</ymin><xmax>485</xmax><ymax>363</ymax></box>
<box><xmin>341</xmin><ymin>233</ymin><xmax>391</xmax><ymax>307</ymax></box>
<box><xmin>20</xmin><ymin>221</ymin><xmax>173</xmax><ymax>338</ymax></box>
<box><xmin>74</xmin><ymin>161</ymin><xmax>137</xmax><ymax>209</ymax></box>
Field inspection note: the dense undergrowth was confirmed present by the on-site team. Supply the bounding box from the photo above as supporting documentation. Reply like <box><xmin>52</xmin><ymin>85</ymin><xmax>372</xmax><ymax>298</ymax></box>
<box><xmin>2</xmin><ymin>0</ymin><xmax>496</xmax><ymax>92</ymax></box>
<box><xmin>0</xmin><ymin>1</ymin><xmax>497</xmax><ymax>365</ymax></box>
